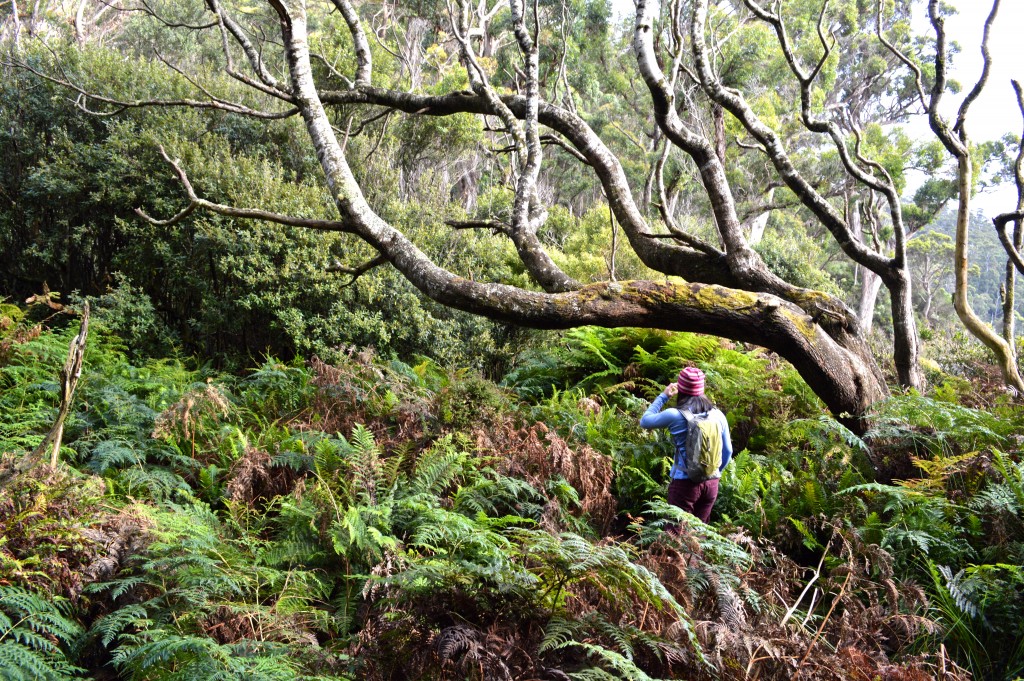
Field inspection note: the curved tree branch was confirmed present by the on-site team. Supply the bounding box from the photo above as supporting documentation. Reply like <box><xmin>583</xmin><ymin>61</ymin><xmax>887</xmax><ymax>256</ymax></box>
<box><xmin>12</xmin><ymin>51</ymin><xmax>298</xmax><ymax>119</ymax></box>
<box><xmin>248</xmin><ymin>0</ymin><xmax>887</xmax><ymax>420</ymax></box>
<box><xmin>995</xmin><ymin>211</ymin><xmax>1024</xmax><ymax>275</ymax></box>
<box><xmin>329</xmin><ymin>0</ymin><xmax>372</xmax><ymax>87</ymax></box>
<box><xmin>136</xmin><ymin>146</ymin><xmax>354</xmax><ymax>233</ymax></box>
<box><xmin>954</xmin><ymin>0</ymin><xmax>1000</xmax><ymax>135</ymax></box>
<box><xmin>318</xmin><ymin>87</ymin><xmax>731</xmax><ymax>286</ymax></box>
<box><xmin>923</xmin><ymin>0</ymin><xmax>1023</xmax><ymax>393</ymax></box>
<box><xmin>34</xmin><ymin>0</ymin><xmax>897</xmax><ymax>419</ymax></box>
<box><xmin>690</xmin><ymin>0</ymin><xmax>889</xmax><ymax>274</ymax></box>
<box><xmin>635</xmin><ymin>0</ymin><xmax>868</xmax><ymax>344</ymax></box>
<box><xmin>208</xmin><ymin>0</ymin><xmax>290</xmax><ymax>98</ymax></box>
<box><xmin>741</xmin><ymin>0</ymin><xmax>907</xmax><ymax>265</ymax></box>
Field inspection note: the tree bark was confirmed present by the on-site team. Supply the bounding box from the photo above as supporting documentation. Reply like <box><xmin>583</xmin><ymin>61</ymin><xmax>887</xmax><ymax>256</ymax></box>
<box><xmin>921</xmin><ymin>0</ymin><xmax>1022</xmax><ymax>392</ymax></box>
<box><xmin>951</xmin><ymin>155</ymin><xmax>1024</xmax><ymax>392</ymax></box>
<box><xmin>857</xmin><ymin>267</ymin><xmax>883</xmax><ymax>334</ymax></box>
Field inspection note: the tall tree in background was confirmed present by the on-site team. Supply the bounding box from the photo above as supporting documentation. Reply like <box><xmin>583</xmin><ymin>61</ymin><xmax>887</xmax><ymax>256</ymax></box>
<box><xmin>992</xmin><ymin>80</ymin><xmax>1024</xmax><ymax>362</ymax></box>
<box><xmin>884</xmin><ymin>0</ymin><xmax>1024</xmax><ymax>392</ymax></box>
<box><xmin>907</xmin><ymin>229</ymin><xmax>954</xmax><ymax>327</ymax></box>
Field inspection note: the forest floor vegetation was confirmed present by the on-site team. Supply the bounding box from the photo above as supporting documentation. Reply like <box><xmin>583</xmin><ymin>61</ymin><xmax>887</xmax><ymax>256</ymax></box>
<box><xmin>1</xmin><ymin>302</ymin><xmax>1022</xmax><ymax>680</ymax></box>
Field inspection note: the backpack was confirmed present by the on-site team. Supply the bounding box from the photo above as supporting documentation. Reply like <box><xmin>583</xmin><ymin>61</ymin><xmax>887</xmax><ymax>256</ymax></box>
<box><xmin>681</xmin><ymin>410</ymin><xmax>723</xmax><ymax>482</ymax></box>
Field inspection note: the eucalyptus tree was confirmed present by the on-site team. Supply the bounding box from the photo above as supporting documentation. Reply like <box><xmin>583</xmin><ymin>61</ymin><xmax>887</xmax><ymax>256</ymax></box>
<box><xmin>636</xmin><ymin>0</ymin><xmax>937</xmax><ymax>395</ymax></box>
<box><xmin>992</xmin><ymin>80</ymin><xmax>1023</xmax><ymax>356</ymax></box>
<box><xmin>884</xmin><ymin>0</ymin><xmax>1024</xmax><ymax>392</ymax></box>
<box><xmin>907</xmin><ymin>229</ymin><xmax>954</xmax><ymax>327</ymax></box>
<box><xmin>21</xmin><ymin>0</ymin><xmax>1006</xmax><ymax>418</ymax></box>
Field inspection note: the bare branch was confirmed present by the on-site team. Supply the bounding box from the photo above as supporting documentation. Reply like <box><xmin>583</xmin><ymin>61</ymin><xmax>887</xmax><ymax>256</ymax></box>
<box><xmin>327</xmin><ymin>253</ymin><xmax>388</xmax><ymax>287</ymax></box>
<box><xmin>874</xmin><ymin>0</ymin><xmax>928</xmax><ymax>112</ymax></box>
<box><xmin>136</xmin><ymin>146</ymin><xmax>354</xmax><ymax>233</ymax></box>
<box><xmin>363</xmin><ymin>110</ymin><xmax>393</xmax><ymax>160</ymax></box>
<box><xmin>445</xmin><ymin>219</ymin><xmax>508</xmax><ymax>233</ymax></box>
<box><xmin>539</xmin><ymin>133</ymin><xmax>589</xmax><ymax>165</ymax></box>
<box><xmin>808</xmin><ymin>1</ymin><xmax>837</xmax><ymax>85</ymax></box>
<box><xmin>346</xmin><ymin>107</ymin><xmax>391</xmax><ymax>137</ymax></box>
<box><xmin>206</xmin><ymin>0</ymin><xmax>295</xmax><ymax>101</ymax></box>
<box><xmin>653</xmin><ymin>137</ymin><xmax>722</xmax><ymax>257</ymax></box>
<box><xmin>692</xmin><ymin>0</ymin><xmax>890</xmax><ymax>272</ymax></box>
<box><xmin>743</xmin><ymin>0</ymin><xmax>900</xmax><ymax>215</ymax></box>
<box><xmin>925</xmin><ymin>0</ymin><xmax>961</xmax><ymax>154</ymax></box>
<box><xmin>995</xmin><ymin>211</ymin><xmax>1024</xmax><ymax>275</ymax></box>
<box><xmin>310</xmin><ymin>49</ymin><xmax>353</xmax><ymax>89</ymax></box>
<box><xmin>994</xmin><ymin>80</ymin><xmax>1024</xmax><ymax>277</ymax></box>
<box><xmin>130</xmin><ymin>0</ymin><xmax>217</xmax><ymax>31</ymax></box>
<box><xmin>11</xmin><ymin>50</ymin><xmax>298</xmax><ymax>120</ymax></box>
<box><xmin>446</xmin><ymin>0</ymin><xmax>577</xmax><ymax>293</ymax></box>
<box><xmin>309</xmin><ymin>89</ymin><xmax>729</xmax><ymax>285</ymax></box>
<box><xmin>954</xmin><ymin>0</ymin><xmax>1000</xmax><ymax>134</ymax></box>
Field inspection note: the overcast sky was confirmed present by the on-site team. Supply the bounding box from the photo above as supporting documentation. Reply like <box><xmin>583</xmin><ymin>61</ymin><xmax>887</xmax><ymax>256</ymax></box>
<box><xmin>608</xmin><ymin>0</ymin><xmax>1024</xmax><ymax>213</ymax></box>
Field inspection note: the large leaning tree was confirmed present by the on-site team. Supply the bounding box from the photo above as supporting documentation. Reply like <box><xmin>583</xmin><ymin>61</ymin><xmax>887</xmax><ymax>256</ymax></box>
<box><xmin>11</xmin><ymin>0</ymin><xmax>1013</xmax><ymax>418</ymax></box>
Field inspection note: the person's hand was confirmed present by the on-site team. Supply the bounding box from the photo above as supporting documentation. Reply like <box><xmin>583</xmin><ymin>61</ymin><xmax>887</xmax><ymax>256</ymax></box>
<box><xmin>664</xmin><ymin>382</ymin><xmax>678</xmax><ymax>397</ymax></box>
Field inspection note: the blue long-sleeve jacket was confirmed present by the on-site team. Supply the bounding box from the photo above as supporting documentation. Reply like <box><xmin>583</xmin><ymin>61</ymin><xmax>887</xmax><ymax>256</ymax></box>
<box><xmin>640</xmin><ymin>392</ymin><xmax>733</xmax><ymax>480</ymax></box>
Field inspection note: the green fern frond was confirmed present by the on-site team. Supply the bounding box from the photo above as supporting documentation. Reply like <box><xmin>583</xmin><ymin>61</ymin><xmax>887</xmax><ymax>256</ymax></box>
<box><xmin>937</xmin><ymin>565</ymin><xmax>983</xmax><ymax>621</ymax></box>
<box><xmin>92</xmin><ymin>604</ymin><xmax>151</xmax><ymax>647</ymax></box>
<box><xmin>539</xmin><ymin>615</ymin><xmax>586</xmax><ymax>654</ymax></box>
<box><xmin>0</xmin><ymin>586</ymin><xmax>83</xmax><ymax>681</ymax></box>
<box><xmin>991</xmin><ymin>448</ymin><xmax>1024</xmax><ymax>510</ymax></box>
<box><xmin>408</xmin><ymin>435</ymin><xmax>467</xmax><ymax>498</ymax></box>
<box><xmin>555</xmin><ymin>640</ymin><xmax>664</xmax><ymax>681</ymax></box>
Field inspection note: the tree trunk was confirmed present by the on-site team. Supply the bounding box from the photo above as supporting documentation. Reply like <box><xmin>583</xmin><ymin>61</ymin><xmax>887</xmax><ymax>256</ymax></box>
<box><xmin>888</xmin><ymin>269</ymin><xmax>925</xmax><ymax>389</ymax></box>
<box><xmin>269</xmin><ymin>1</ymin><xmax>887</xmax><ymax>423</ymax></box>
<box><xmin>952</xmin><ymin>155</ymin><xmax>1024</xmax><ymax>392</ymax></box>
<box><xmin>28</xmin><ymin>303</ymin><xmax>90</xmax><ymax>469</ymax></box>
<box><xmin>857</xmin><ymin>266</ymin><xmax>883</xmax><ymax>333</ymax></box>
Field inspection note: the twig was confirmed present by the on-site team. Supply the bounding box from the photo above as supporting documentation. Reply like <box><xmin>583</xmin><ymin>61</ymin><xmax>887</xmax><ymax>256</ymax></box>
<box><xmin>793</xmin><ymin>569</ymin><xmax>852</xmax><ymax>677</ymax></box>
<box><xmin>136</xmin><ymin>146</ymin><xmax>354</xmax><ymax>233</ymax></box>
<box><xmin>782</xmin><ymin>548</ymin><xmax>827</xmax><ymax>626</ymax></box>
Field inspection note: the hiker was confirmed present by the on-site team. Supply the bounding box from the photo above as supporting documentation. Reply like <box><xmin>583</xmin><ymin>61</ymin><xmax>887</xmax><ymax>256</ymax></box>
<box><xmin>640</xmin><ymin>367</ymin><xmax>733</xmax><ymax>523</ymax></box>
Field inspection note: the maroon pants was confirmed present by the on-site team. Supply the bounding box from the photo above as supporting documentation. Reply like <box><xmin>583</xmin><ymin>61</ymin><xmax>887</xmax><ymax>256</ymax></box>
<box><xmin>667</xmin><ymin>477</ymin><xmax>719</xmax><ymax>523</ymax></box>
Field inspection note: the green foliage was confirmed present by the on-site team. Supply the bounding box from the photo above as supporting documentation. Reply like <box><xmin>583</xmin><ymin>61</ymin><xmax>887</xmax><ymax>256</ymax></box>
<box><xmin>926</xmin><ymin>561</ymin><xmax>1024</xmax><ymax>680</ymax></box>
<box><xmin>0</xmin><ymin>586</ymin><xmax>83</xmax><ymax>681</ymax></box>
<box><xmin>86</xmin><ymin>502</ymin><xmax>347</xmax><ymax>681</ymax></box>
<box><xmin>0</xmin><ymin>41</ymin><xmax>525</xmax><ymax>372</ymax></box>
<box><xmin>753</xmin><ymin>221</ymin><xmax>844</xmax><ymax>296</ymax></box>
<box><xmin>865</xmin><ymin>394</ymin><xmax>1011</xmax><ymax>458</ymax></box>
<box><xmin>4</xmin><ymin>2</ymin><xmax>1024</xmax><ymax>677</ymax></box>
<box><xmin>433</xmin><ymin>369</ymin><xmax>511</xmax><ymax>430</ymax></box>
<box><xmin>506</xmin><ymin>326</ymin><xmax>824</xmax><ymax>516</ymax></box>
<box><xmin>4</xmin><ymin>288</ymin><xmax>1024</xmax><ymax>679</ymax></box>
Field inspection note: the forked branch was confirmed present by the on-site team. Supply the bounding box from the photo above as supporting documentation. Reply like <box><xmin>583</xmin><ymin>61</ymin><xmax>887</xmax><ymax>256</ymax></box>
<box><xmin>12</xmin><ymin>50</ymin><xmax>298</xmax><ymax>120</ymax></box>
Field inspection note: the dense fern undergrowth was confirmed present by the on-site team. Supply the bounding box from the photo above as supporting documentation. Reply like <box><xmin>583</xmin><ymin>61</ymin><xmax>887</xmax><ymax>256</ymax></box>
<box><xmin>2</xmin><ymin>301</ymin><xmax>1023</xmax><ymax>681</ymax></box>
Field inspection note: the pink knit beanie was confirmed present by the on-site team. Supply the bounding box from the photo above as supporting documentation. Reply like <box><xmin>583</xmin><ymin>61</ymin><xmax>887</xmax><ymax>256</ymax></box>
<box><xmin>677</xmin><ymin>367</ymin><xmax>705</xmax><ymax>396</ymax></box>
